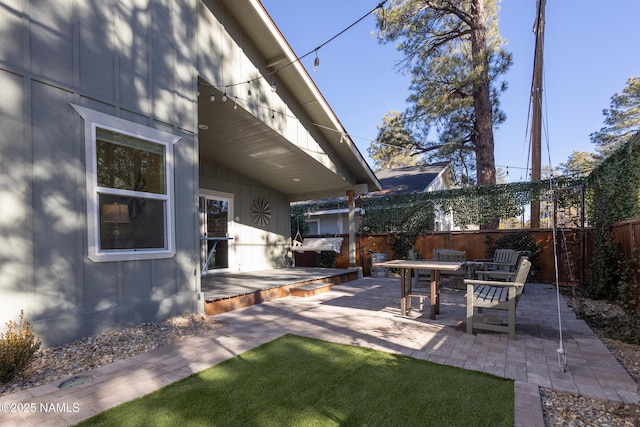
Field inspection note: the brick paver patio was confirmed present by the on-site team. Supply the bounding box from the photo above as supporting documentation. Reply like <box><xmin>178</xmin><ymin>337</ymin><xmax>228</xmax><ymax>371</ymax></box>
<box><xmin>1</xmin><ymin>277</ymin><xmax>637</xmax><ymax>426</ymax></box>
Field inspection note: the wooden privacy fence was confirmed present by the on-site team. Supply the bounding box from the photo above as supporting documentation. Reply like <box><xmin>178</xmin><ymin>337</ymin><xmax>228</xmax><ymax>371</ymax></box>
<box><xmin>612</xmin><ymin>218</ymin><xmax>640</xmax><ymax>285</ymax></box>
<box><xmin>294</xmin><ymin>219</ymin><xmax>640</xmax><ymax>309</ymax></box>
<box><xmin>296</xmin><ymin>228</ymin><xmax>593</xmax><ymax>285</ymax></box>
<box><xmin>296</xmin><ymin>219</ymin><xmax>640</xmax><ymax>286</ymax></box>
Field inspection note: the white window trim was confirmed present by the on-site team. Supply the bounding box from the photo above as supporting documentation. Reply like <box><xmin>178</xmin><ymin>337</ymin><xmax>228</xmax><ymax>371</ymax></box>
<box><xmin>305</xmin><ymin>218</ymin><xmax>320</xmax><ymax>234</ymax></box>
<box><xmin>72</xmin><ymin>104</ymin><xmax>179</xmax><ymax>262</ymax></box>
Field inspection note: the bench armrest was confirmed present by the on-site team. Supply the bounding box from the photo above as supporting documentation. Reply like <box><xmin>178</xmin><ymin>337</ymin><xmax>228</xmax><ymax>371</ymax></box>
<box><xmin>464</xmin><ymin>279</ymin><xmax>521</xmax><ymax>287</ymax></box>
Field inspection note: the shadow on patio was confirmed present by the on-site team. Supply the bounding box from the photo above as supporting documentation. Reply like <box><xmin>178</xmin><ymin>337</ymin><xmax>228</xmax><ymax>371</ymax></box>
<box><xmin>212</xmin><ymin>276</ymin><xmax>639</xmax><ymax>405</ymax></box>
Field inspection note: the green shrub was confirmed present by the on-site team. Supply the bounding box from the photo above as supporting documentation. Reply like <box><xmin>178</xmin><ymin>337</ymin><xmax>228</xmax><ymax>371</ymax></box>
<box><xmin>585</xmin><ymin>132</ymin><xmax>640</xmax><ymax>301</ymax></box>
<box><xmin>316</xmin><ymin>251</ymin><xmax>337</xmax><ymax>268</ymax></box>
<box><xmin>0</xmin><ymin>310</ymin><xmax>41</xmax><ymax>383</ymax></box>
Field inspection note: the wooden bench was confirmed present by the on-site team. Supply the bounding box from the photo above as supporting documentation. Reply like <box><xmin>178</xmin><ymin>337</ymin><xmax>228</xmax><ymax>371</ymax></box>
<box><xmin>464</xmin><ymin>258</ymin><xmax>531</xmax><ymax>339</ymax></box>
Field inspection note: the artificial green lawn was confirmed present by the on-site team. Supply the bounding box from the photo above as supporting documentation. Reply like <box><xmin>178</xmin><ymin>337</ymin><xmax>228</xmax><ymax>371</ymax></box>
<box><xmin>77</xmin><ymin>334</ymin><xmax>513</xmax><ymax>426</ymax></box>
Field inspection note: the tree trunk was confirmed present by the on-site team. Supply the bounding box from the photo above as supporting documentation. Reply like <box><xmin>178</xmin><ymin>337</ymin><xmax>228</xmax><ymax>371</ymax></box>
<box><xmin>470</xmin><ymin>0</ymin><xmax>499</xmax><ymax>229</ymax></box>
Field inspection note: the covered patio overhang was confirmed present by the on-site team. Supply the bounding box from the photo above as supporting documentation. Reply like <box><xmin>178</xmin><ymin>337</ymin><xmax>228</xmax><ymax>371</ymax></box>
<box><xmin>197</xmin><ymin>0</ymin><xmax>381</xmax><ymax>202</ymax></box>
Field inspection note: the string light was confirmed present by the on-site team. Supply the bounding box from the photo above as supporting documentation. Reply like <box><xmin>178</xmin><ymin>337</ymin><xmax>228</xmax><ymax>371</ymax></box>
<box><xmin>196</xmin><ymin>1</ymin><xmax>389</xmax><ymax>153</ymax></box>
<box><xmin>313</xmin><ymin>51</ymin><xmax>320</xmax><ymax>72</ymax></box>
<box><xmin>203</xmin><ymin>1</ymin><xmax>387</xmax><ymax>93</ymax></box>
<box><xmin>197</xmin><ymin>83</ymin><xmax>544</xmax><ymax>180</ymax></box>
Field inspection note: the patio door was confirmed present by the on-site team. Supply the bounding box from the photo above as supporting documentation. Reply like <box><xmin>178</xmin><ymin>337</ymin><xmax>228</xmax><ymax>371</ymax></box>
<box><xmin>199</xmin><ymin>190</ymin><xmax>233</xmax><ymax>273</ymax></box>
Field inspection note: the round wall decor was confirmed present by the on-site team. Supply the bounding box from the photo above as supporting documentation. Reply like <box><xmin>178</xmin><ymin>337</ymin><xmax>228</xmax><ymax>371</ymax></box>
<box><xmin>251</xmin><ymin>197</ymin><xmax>271</xmax><ymax>227</ymax></box>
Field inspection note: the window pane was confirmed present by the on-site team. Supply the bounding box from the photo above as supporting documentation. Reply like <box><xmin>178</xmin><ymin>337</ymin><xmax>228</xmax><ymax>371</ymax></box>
<box><xmin>96</xmin><ymin>128</ymin><xmax>166</xmax><ymax>194</ymax></box>
<box><xmin>99</xmin><ymin>194</ymin><xmax>165</xmax><ymax>250</ymax></box>
<box><xmin>307</xmin><ymin>222</ymin><xmax>319</xmax><ymax>235</ymax></box>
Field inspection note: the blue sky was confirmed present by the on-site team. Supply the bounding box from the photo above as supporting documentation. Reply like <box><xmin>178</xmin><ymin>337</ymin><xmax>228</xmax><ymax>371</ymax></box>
<box><xmin>259</xmin><ymin>0</ymin><xmax>640</xmax><ymax>181</ymax></box>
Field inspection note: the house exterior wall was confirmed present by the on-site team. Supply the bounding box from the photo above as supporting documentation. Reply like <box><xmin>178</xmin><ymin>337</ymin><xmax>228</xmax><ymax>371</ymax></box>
<box><xmin>196</xmin><ymin>0</ymin><xmax>295</xmax><ymax>272</ymax></box>
<box><xmin>0</xmin><ymin>0</ymin><xmax>202</xmax><ymax>346</ymax></box>
<box><xmin>0</xmin><ymin>0</ymin><xmax>300</xmax><ymax>345</ymax></box>
<box><xmin>426</xmin><ymin>167</ymin><xmax>456</xmax><ymax>231</ymax></box>
<box><xmin>306</xmin><ymin>215</ymin><xmax>348</xmax><ymax>236</ymax></box>
<box><xmin>199</xmin><ymin>159</ymin><xmax>291</xmax><ymax>272</ymax></box>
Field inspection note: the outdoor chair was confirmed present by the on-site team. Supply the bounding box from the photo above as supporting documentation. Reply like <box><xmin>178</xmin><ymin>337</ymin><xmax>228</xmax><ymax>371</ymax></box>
<box><xmin>475</xmin><ymin>249</ymin><xmax>523</xmax><ymax>273</ymax></box>
<box><xmin>464</xmin><ymin>258</ymin><xmax>531</xmax><ymax>339</ymax></box>
<box><xmin>408</xmin><ymin>249</ymin><xmax>430</xmax><ymax>311</ymax></box>
<box><xmin>475</xmin><ymin>251</ymin><xmax>530</xmax><ymax>281</ymax></box>
<box><xmin>436</xmin><ymin>250</ymin><xmax>466</xmax><ymax>289</ymax></box>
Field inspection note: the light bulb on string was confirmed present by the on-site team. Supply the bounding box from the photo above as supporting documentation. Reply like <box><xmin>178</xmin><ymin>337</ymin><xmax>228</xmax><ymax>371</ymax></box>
<box><xmin>313</xmin><ymin>51</ymin><xmax>320</xmax><ymax>72</ymax></box>
<box><xmin>210</xmin><ymin>87</ymin><xmax>215</xmax><ymax>102</ymax></box>
<box><xmin>247</xmin><ymin>81</ymin><xmax>252</xmax><ymax>97</ymax></box>
<box><xmin>271</xmin><ymin>80</ymin><xmax>277</xmax><ymax>93</ymax></box>
<box><xmin>234</xmin><ymin>97</ymin><xmax>238</xmax><ymax>110</ymax></box>
<box><xmin>222</xmin><ymin>91</ymin><xmax>228</xmax><ymax>102</ymax></box>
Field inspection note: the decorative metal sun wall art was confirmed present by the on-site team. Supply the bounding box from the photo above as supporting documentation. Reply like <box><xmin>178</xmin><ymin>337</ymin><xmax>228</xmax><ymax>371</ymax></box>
<box><xmin>251</xmin><ymin>197</ymin><xmax>271</xmax><ymax>227</ymax></box>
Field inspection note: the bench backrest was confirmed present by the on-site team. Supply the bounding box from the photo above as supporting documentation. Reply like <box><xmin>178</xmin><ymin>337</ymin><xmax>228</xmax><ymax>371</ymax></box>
<box><xmin>513</xmin><ymin>258</ymin><xmax>531</xmax><ymax>286</ymax></box>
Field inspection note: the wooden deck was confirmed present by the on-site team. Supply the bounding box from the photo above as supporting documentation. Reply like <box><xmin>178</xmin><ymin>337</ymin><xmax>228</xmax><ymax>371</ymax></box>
<box><xmin>201</xmin><ymin>267</ymin><xmax>360</xmax><ymax>315</ymax></box>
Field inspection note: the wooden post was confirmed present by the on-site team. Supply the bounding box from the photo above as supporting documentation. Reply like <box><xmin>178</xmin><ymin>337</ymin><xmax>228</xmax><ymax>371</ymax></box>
<box><xmin>347</xmin><ymin>189</ymin><xmax>356</xmax><ymax>266</ymax></box>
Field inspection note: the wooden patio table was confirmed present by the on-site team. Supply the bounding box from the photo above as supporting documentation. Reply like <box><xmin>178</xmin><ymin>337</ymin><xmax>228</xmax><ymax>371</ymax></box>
<box><xmin>372</xmin><ymin>259</ymin><xmax>464</xmax><ymax>320</ymax></box>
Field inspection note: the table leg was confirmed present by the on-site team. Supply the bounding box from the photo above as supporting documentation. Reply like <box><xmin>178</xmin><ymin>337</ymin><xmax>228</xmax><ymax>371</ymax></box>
<box><xmin>400</xmin><ymin>268</ymin><xmax>407</xmax><ymax>316</ymax></box>
<box><xmin>406</xmin><ymin>267</ymin><xmax>413</xmax><ymax>312</ymax></box>
<box><xmin>434</xmin><ymin>269</ymin><xmax>441</xmax><ymax>315</ymax></box>
<box><xmin>430</xmin><ymin>269</ymin><xmax>441</xmax><ymax>320</ymax></box>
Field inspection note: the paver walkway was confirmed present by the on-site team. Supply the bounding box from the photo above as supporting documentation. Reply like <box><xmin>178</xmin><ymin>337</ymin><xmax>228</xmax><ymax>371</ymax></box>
<box><xmin>1</xmin><ymin>278</ymin><xmax>638</xmax><ymax>426</ymax></box>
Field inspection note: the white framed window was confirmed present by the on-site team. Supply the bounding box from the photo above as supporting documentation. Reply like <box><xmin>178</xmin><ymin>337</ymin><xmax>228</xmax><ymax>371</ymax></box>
<box><xmin>306</xmin><ymin>219</ymin><xmax>320</xmax><ymax>235</ymax></box>
<box><xmin>72</xmin><ymin>104</ymin><xmax>179</xmax><ymax>262</ymax></box>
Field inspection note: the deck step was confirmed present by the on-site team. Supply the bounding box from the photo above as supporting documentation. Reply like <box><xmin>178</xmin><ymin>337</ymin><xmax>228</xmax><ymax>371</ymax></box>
<box><xmin>204</xmin><ymin>269</ymin><xmax>359</xmax><ymax>315</ymax></box>
<box><xmin>290</xmin><ymin>283</ymin><xmax>332</xmax><ymax>297</ymax></box>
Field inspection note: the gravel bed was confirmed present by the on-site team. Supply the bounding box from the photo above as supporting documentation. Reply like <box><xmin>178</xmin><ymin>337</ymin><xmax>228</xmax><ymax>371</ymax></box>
<box><xmin>1</xmin><ymin>300</ymin><xmax>639</xmax><ymax>426</ymax></box>
<box><xmin>0</xmin><ymin>313</ymin><xmax>226</xmax><ymax>396</ymax></box>
<box><xmin>541</xmin><ymin>297</ymin><xmax>640</xmax><ymax>426</ymax></box>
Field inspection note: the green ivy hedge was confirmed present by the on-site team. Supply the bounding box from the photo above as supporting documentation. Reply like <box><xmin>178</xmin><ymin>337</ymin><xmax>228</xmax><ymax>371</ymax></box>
<box><xmin>584</xmin><ymin>132</ymin><xmax>640</xmax><ymax>300</ymax></box>
<box><xmin>292</xmin><ymin>176</ymin><xmax>585</xmax><ymax>235</ymax></box>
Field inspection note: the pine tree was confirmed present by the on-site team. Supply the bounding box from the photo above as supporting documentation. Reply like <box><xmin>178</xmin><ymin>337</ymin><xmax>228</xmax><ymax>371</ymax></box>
<box><xmin>590</xmin><ymin>77</ymin><xmax>640</xmax><ymax>157</ymax></box>
<box><xmin>368</xmin><ymin>111</ymin><xmax>423</xmax><ymax>170</ymax></box>
<box><xmin>375</xmin><ymin>0</ymin><xmax>512</xmax><ymax>188</ymax></box>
